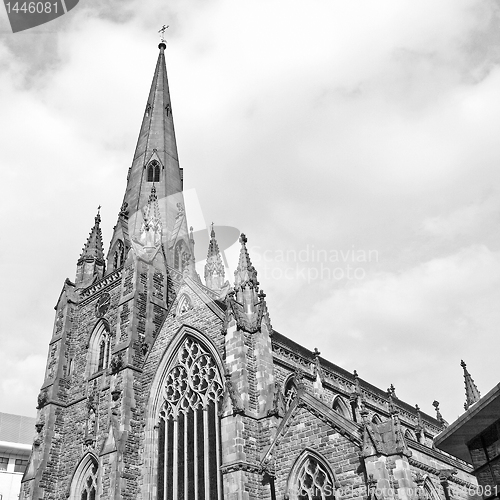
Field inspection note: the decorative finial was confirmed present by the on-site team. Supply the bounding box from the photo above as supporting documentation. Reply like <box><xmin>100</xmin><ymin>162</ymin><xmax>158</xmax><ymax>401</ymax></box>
<box><xmin>211</xmin><ymin>222</ymin><xmax>215</xmax><ymax>238</ymax></box>
<box><xmin>158</xmin><ymin>25</ymin><xmax>169</xmax><ymax>47</ymax></box>
<box><xmin>313</xmin><ymin>347</ymin><xmax>321</xmax><ymax>358</ymax></box>
<box><xmin>461</xmin><ymin>359</ymin><xmax>481</xmax><ymax>410</ymax></box>
<box><xmin>95</xmin><ymin>205</ymin><xmax>102</xmax><ymax>224</ymax></box>
<box><xmin>240</xmin><ymin>233</ymin><xmax>247</xmax><ymax>244</ymax></box>
<box><xmin>390</xmin><ymin>384</ymin><xmax>397</xmax><ymax>398</ymax></box>
<box><xmin>432</xmin><ymin>400</ymin><xmax>447</xmax><ymax>428</ymax></box>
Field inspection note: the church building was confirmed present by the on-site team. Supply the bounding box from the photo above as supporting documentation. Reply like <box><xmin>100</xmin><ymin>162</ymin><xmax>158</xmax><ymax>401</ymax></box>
<box><xmin>21</xmin><ymin>42</ymin><xmax>478</xmax><ymax>500</ymax></box>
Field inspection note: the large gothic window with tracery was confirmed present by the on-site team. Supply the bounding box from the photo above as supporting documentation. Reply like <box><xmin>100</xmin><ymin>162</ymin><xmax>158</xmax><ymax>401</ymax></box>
<box><xmin>291</xmin><ymin>455</ymin><xmax>334</xmax><ymax>500</ymax></box>
<box><xmin>157</xmin><ymin>337</ymin><xmax>224</xmax><ymax>500</ymax></box>
<box><xmin>69</xmin><ymin>455</ymin><xmax>98</xmax><ymax>500</ymax></box>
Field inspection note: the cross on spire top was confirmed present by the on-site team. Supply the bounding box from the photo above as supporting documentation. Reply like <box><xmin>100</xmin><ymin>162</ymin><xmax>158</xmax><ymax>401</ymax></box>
<box><xmin>158</xmin><ymin>25</ymin><xmax>169</xmax><ymax>44</ymax></box>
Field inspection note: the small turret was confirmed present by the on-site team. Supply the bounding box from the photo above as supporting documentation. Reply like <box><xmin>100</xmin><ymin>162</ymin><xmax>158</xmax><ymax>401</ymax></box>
<box><xmin>461</xmin><ymin>360</ymin><xmax>481</xmax><ymax>410</ymax></box>
<box><xmin>76</xmin><ymin>208</ymin><xmax>105</xmax><ymax>285</ymax></box>
<box><xmin>204</xmin><ymin>223</ymin><xmax>225</xmax><ymax>290</ymax></box>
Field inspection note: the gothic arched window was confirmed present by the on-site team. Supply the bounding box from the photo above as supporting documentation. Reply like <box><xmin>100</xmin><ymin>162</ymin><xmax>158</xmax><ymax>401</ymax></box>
<box><xmin>288</xmin><ymin>452</ymin><xmax>335</xmax><ymax>500</ymax></box>
<box><xmin>69</xmin><ymin>455</ymin><xmax>98</xmax><ymax>500</ymax></box>
<box><xmin>332</xmin><ymin>396</ymin><xmax>350</xmax><ymax>419</ymax></box>
<box><xmin>157</xmin><ymin>337</ymin><xmax>224</xmax><ymax>500</ymax></box>
<box><xmin>88</xmin><ymin>321</ymin><xmax>111</xmax><ymax>375</ymax></box>
<box><xmin>97</xmin><ymin>334</ymin><xmax>110</xmax><ymax>371</ymax></box>
<box><xmin>147</xmin><ymin>161</ymin><xmax>160</xmax><ymax>183</ymax></box>
<box><xmin>284</xmin><ymin>377</ymin><xmax>297</xmax><ymax>410</ymax></box>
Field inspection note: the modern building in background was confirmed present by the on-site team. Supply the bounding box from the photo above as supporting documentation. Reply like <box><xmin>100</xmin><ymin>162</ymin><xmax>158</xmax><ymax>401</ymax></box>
<box><xmin>0</xmin><ymin>413</ymin><xmax>35</xmax><ymax>500</ymax></box>
<box><xmin>20</xmin><ymin>43</ymin><xmax>480</xmax><ymax>500</ymax></box>
<box><xmin>435</xmin><ymin>363</ymin><xmax>500</xmax><ymax>499</ymax></box>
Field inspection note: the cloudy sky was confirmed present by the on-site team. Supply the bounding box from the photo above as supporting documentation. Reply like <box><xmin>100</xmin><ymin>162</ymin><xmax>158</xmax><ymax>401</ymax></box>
<box><xmin>1</xmin><ymin>0</ymin><xmax>499</xmax><ymax>424</ymax></box>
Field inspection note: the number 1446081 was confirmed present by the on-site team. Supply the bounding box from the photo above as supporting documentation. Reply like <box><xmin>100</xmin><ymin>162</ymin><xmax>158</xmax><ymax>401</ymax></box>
<box><xmin>6</xmin><ymin>2</ymin><xmax>57</xmax><ymax>13</ymax></box>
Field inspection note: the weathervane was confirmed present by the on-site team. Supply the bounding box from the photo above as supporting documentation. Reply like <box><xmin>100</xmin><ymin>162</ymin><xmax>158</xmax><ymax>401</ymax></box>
<box><xmin>158</xmin><ymin>25</ymin><xmax>169</xmax><ymax>44</ymax></box>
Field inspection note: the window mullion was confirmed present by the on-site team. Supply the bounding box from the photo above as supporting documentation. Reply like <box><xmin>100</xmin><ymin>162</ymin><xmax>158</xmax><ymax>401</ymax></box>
<box><xmin>184</xmin><ymin>411</ymin><xmax>188</xmax><ymax>500</ymax></box>
<box><xmin>204</xmin><ymin>407</ymin><xmax>210</xmax><ymax>500</ymax></box>
<box><xmin>163</xmin><ymin>417</ymin><xmax>168</xmax><ymax>500</ymax></box>
<box><xmin>194</xmin><ymin>408</ymin><xmax>199</xmax><ymax>500</ymax></box>
<box><xmin>173</xmin><ymin>416</ymin><xmax>179</xmax><ymax>499</ymax></box>
<box><xmin>215</xmin><ymin>401</ymin><xmax>222</xmax><ymax>500</ymax></box>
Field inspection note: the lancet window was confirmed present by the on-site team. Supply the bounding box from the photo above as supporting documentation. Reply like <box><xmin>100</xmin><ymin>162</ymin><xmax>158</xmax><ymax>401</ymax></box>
<box><xmin>332</xmin><ymin>396</ymin><xmax>350</xmax><ymax>419</ymax></box>
<box><xmin>289</xmin><ymin>454</ymin><xmax>335</xmax><ymax>500</ymax></box>
<box><xmin>88</xmin><ymin>321</ymin><xmax>111</xmax><ymax>375</ymax></box>
<box><xmin>147</xmin><ymin>161</ymin><xmax>160</xmax><ymax>183</ymax></box>
<box><xmin>157</xmin><ymin>337</ymin><xmax>224</xmax><ymax>500</ymax></box>
<box><xmin>97</xmin><ymin>333</ymin><xmax>110</xmax><ymax>371</ymax></box>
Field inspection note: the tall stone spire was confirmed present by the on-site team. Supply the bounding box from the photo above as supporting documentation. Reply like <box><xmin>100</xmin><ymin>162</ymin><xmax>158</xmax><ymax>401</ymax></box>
<box><xmin>204</xmin><ymin>223</ymin><xmax>225</xmax><ymax>290</ymax></box>
<box><xmin>76</xmin><ymin>208</ymin><xmax>105</xmax><ymax>285</ymax></box>
<box><xmin>461</xmin><ymin>360</ymin><xmax>481</xmax><ymax>410</ymax></box>
<box><xmin>107</xmin><ymin>41</ymin><xmax>193</xmax><ymax>274</ymax></box>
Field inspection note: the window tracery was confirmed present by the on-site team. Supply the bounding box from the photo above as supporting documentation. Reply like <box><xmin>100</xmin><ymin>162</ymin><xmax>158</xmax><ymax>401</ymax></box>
<box><xmin>69</xmin><ymin>455</ymin><xmax>98</xmax><ymax>500</ymax></box>
<box><xmin>147</xmin><ymin>161</ymin><xmax>160</xmax><ymax>183</ymax></box>
<box><xmin>284</xmin><ymin>378</ymin><xmax>298</xmax><ymax>410</ymax></box>
<box><xmin>157</xmin><ymin>337</ymin><xmax>223</xmax><ymax>500</ymax></box>
<box><xmin>176</xmin><ymin>294</ymin><xmax>193</xmax><ymax>316</ymax></box>
<box><xmin>289</xmin><ymin>455</ymin><xmax>335</xmax><ymax>500</ymax></box>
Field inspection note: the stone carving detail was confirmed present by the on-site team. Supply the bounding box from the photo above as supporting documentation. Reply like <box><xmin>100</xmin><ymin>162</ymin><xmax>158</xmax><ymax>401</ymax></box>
<box><xmin>47</xmin><ymin>343</ymin><xmax>58</xmax><ymax>379</ymax></box>
<box><xmin>85</xmin><ymin>391</ymin><xmax>98</xmax><ymax>445</ymax></box>
<box><xmin>119</xmin><ymin>201</ymin><xmax>129</xmax><ymax>219</ymax></box>
<box><xmin>54</xmin><ymin>309</ymin><xmax>64</xmax><ymax>337</ymax></box>
<box><xmin>110</xmin><ymin>353</ymin><xmax>123</xmax><ymax>374</ymax></box>
<box><xmin>36</xmin><ymin>390</ymin><xmax>48</xmax><ymax>409</ymax></box>
<box><xmin>221</xmin><ymin>369</ymin><xmax>244</xmax><ymax>416</ymax></box>
<box><xmin>267</xmin><ymin>381</ymin><xmax>285</xmax><ymax>417</ymax></box>
<box><xmin>223</xmin><ymin>289</ymin><xmax>273</xmax><ymax>334</ymax></box>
